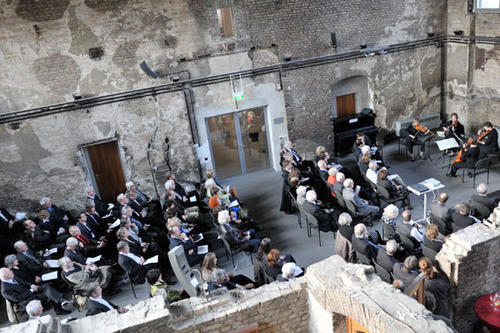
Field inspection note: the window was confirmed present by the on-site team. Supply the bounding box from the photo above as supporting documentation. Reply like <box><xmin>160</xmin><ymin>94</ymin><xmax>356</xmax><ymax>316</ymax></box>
<box><xmin>477</xmin><ymin>0</ymin><xmax>500</xmax><ymax>9</ymax></box>
<box><xmin>217</xmin><ymin>7</ymin><xmax>234</xmax><ymax>37</ymax></box>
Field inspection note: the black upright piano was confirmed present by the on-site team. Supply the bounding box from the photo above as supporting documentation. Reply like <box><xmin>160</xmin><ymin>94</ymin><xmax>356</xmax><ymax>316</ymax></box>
<box><xmin>332</xmin><ymin>112</ymin><xmax>378</xmax><ymax>156</ymax></box>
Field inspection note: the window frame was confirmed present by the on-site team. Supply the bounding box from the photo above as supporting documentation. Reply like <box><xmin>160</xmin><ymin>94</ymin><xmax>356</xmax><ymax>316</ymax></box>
<box><xmin>475</xmin><ymin>0</ymin><xmax>500</xmax><ymax>12</ymax></box>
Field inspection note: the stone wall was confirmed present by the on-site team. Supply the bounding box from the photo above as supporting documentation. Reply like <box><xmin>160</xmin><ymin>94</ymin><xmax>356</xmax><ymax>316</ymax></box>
<box><xmin>0</xmin><ymin>92</ymin><xmax>199</xmax><ymax>211</ymax></box>
<box><xmin>3</xmin><ymin>256</ymin><xmax>453</xmax><ymax>333</ymax></box>
<box><xmin>445</xmin><ymin>0</ymin><xmax>500</xmax><ymax>132</ymax></box>
<box><xmin>436</xmin><ymin>223</ymin><xmax>500</xmax><ymax>333</ymax></box>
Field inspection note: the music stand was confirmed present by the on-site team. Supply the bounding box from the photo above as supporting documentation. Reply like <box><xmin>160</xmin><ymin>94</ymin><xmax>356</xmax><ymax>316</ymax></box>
<box><xmin>436</xmin><ymin>138</ymin><xmax>459</xmax><ymax>170</ymax></box>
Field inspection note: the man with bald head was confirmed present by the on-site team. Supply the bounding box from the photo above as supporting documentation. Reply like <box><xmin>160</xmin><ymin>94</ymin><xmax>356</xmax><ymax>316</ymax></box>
<box><xmin>431</xmin><ymin>193</ymin><xmax>452</xmax><ymax>221</ymax></box>
<box><xmin>471</xmin><ymin>183</ymin><xmax>499</xmax><ymax>213</ymax></box>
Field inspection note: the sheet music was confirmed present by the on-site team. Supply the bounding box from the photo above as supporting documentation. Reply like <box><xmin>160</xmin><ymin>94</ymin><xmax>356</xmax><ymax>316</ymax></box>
<box><xmin>41</xmin><ymin>271</ymin><xmax>58</xmax><ymax>281</ymax></box>
<box><xmin>85</xmin><ymin>255</ymin><xmax>101</xmax><ymax>265</ymax></box>
<box><xmin>436</xmin><ymin>138</ymin><xmax>459</xmax><ymax>151</ymax></box>
<box><xmin>143</xmin><ymin>255</ymin><xmax>158</xmax><ymax>265</ymax></box>
<box><xmin>197</xmin><ymin>245</ymin><xmax>208</xmax><ymax>255</ymax></box>
<box><xmin>45</xmin><ymin>259</ymin><xmax>58</xmax><ymax>268</ymax></box>
<box><xmin>44</xmin><ymin>248</ymin><xmax>58</xmax><ymax>257</ymax></box>
<box><xmin>294</xmin><ymin>266</ymin><xmax>303</xmax><ymax>277</ymax></box>
<box><xmin>109</xmin><ymin>219</ymin><xmax>121</xmax><ymax>229</ymax></box>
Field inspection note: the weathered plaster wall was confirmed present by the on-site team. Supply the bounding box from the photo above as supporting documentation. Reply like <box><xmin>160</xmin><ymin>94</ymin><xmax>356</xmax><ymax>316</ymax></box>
<box><xmin>0</xmin><ymin>93</ymin><xmax>198</xmax><ymax>211</ymax></box>
<box><xmin>445</xmin><ymin>1</ymin><xmax>500</xmax><ymax>132</ymax></box>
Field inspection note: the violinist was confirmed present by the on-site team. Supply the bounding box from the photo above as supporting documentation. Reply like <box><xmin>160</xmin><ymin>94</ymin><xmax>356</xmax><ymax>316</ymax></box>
<box><xmin>447</xmin><ymin>138</ymin><xmax>480</xmax><ymax>181</ymax></box>
<box><xmin>406</xmin><ymin>118</ymin><xmax>432</xmax><ymax>161</ymax></box>
<box><xmin>441</xmin><ymin>113</ymin><xmax>465</xmax><ymax>140</ymax></box>
<box><xmin>477</xmin><ymin>121</ymin><xmax>498</xmax><ymax>159</ymax></box>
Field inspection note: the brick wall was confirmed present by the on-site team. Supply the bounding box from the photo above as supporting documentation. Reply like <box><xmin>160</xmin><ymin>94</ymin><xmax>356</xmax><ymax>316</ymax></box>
<box><xmin>436</xmin><ymin>223</ymin><xmax>500</xmax><ymax>333</ymax></box>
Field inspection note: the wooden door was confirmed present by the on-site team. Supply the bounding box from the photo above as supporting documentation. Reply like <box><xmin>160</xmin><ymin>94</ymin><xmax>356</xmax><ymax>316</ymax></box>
<box><xmin>346</xmin><ymin>317</ymin><xmax>369</xmax><ymax>333</ymax></box>
<box><xmin>336</xmin><ymin>93</ymin><xmax>356</xmax><ymax>117</ymax></box>
<box><xmin>86</xmin><ymin>141</ymin><xmax>126</xmax><ymax>203</ymax></box>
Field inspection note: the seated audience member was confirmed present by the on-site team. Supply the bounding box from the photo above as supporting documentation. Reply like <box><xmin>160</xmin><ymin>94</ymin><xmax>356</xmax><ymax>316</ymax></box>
<box><xmin>335</xmin><ymin>213</ymin><xmax>355</xmax><ymax>263</ymax></box>
<box><xmin>358</xmin><ymin>151</ymin><xmax>371</xmax><ymax>175</ymax></box>
<box><xmin>392</xmin><ymin>256</ymin><xmax>419</xmax><ymax>292</ymax></box>
<box><xmin>116</xmin><ymin>227</ymin><xmax>143</xmax><ymax>256</ymax></box>
<box><xmin>431</xmin><ymin>193</ymin><xmax>452</xmax><ymax>221</ymax></box>
<box><xmin>303</xmin><ymin>190</ymin><xmax>338</xmax><ymax>232</ymax></box>
<box><xmin>397</xmin><ymin>210</ymin><xmax>425</xmax><ymax>244</ymax></box>
<box><xmin>59</xmin><ymin>256</ymin><xmax>112</xmax><ymax>291</ymax></box>
<box><xmin>202</xmin><ymin>252</ymin><xmax>254</xmax><ymax>289</ymax></box>
<box><xmin>38</xmin><ymin>209</ymin><xmax>68</xmax><ymax>244</ymax></box>
<box><xmin>277</xmin><ymin>262</ymin><xmax>298</xmax><ymax>282</ymax></box>
<box><xmin>343</xmin><ymin>178</ymin><xmax>380</xmax><ymax>221</ymax></box>
<box><xmin>23</xmin><ymin>219</ymin><xmax>53</xmax><ymax>252</ymax></box>
<box><xmin>208</xmin><ymin>187</ymin><xmax>223</xmax><ymax>210</ymax></box>
<box><xmin>333</xmin><ymin>172</ymin><xmax>346</xmax><ymax>196</ymax></box>
<box><xmin>86</xmin><ymin>283</ymin><xmax>128</xmax><ymax>317</ymax></box>
<box><xmin>296</xmin><ymin>186</ymin><xmax>308</xmax><ymax>206</ymax></box>
<box><xmin>14</xmin><ymin>240</ymin><xmax>45</xmax><ymax>279</ymax></box>
<box><xmin>451</xmin><ymin>204</ymin><xmax>478</xmax><ymax>230</ymax></box>
<box><xmin>471</xmin><ymin>183</ymin><xmax>499</xmax><ymax>213</ymax></box>
<box><xmin>168</xmin><ymin>226</ymin><xmax>204</xmax><ymax>266</ymax></box>
<box><xmin>265</xmin><ymin>249</ymin><xmax>285</xmax><ymax>280</ymax></box>
<box><xmin>26</xmin><ymin>299</ymin><xmax>44</xmax><ymax>320</ymax></box>
<box><xmin>419</xmin><ymin>257</ymin><xmax>450</xmax><ymax>318</ymax></box>
<box><xmin>77</xmin><ymin>212</ymin><xmax>99</xmax><ymax>241</ymax></box>
<box><xmin>366</xmin><ymin>160</ymin><xmax>381</xmax><ymax>184</ymax></box>
<box><xmin>317</xmin><ymin>160</ymin><xmax>329</xmax><ymax>182</ymax></box>
<box><xmin>86</xmin><ymin>187</ymin><xmax>109</xmax><ymax>217</ymax></box>
<box><xmin>423</xmin><ymin>224</ymin><xmax>443</xmax><ymax>252</ymax></box>
<box><xmin>351</xmin><ymin>223</ymin><xmax>380</xmax><ymax>261</ymax></box>
<box><xmin>353</xmin><ymin>133</ymin><xmax>372</xmax><ymax>160</ymax></box>
<box><xmin>381</xmin><ymin>204</ymin><xmax>399</xmax><ymax>239</ymax></box>
<box><xmin>85</xmin><ymin>203</ymin><xmax>109</xmax><ymax>237</ymax></box>
<box><xmin>218</xmin><ymin>210</ymin><xmax>259</xmax><ymax>252</ymax></box>
<box><xmin>69</xmin><ymin>225</ymin><xmax>104</xmax><ymax>258</ymax></box>
<box><xmin>112</xmin><ymin>193</ymin><xmax>137</xmax><ymax>219</ymax></box>
<box><xmin>284</xmin><ymin>140</ymin><xmax>315</xmax><ymax>172</ymax></box>
<box><xmin>39</xmin><ymin>197</ymin><xmax>70</xmax><ymax>227</ymax></box>
<box><xmin>117</xmin><ymin>241</ymin><xmax>155</xmax><ymax>284</ymax></box>
<box><xmin>327</xmin><ymin>167</ymin><xmax>337</xmax><ymax>186</ymax></box>
<box><xmin>147</xmin><ymin>269</ymin><xmax>186</xmax><ymax>302</ymax></box>
<box><xmin>0</xmin><ymin>267</ymin><xmax>71</xmax><ymax>315</ymax></box>
<box><xmin>377</xmin><ymin>170</ymin><xmax>412</xmax><ymax>209</ymax></box>
<box><xmin>393</xmin><ymin>280</ymin><xmax>405</xmax><ymax>292</ymax></box>
<box><xmin>64</xmin><ymin>237</ymin><xmax>88</xmax><ymax>265</ymax></box>
<box><xmin>208</xmin><ymin>268</ymin><xmax>253</xmax><ymax>292</ymax></box>
<box><xmin>204</xmin><ymin>178</ymin><xmax>231</xmax><ymax>204</ymax></box>
<box><xmin>5</xmin><ymin>254</ymin><xmax>39</xmax><ymax>284</ymax></box>
<box><xmin>376</xmin><ymin>239</ymin><xmax>400</xmax><ymax>273</ymax></box>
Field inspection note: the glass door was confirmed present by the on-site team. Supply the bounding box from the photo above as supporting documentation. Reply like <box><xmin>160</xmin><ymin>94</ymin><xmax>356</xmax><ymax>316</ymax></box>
<box><xmin>207</xmin><ymin>108</ymin><xmax>269</xmax><ymax>179</ymax></box>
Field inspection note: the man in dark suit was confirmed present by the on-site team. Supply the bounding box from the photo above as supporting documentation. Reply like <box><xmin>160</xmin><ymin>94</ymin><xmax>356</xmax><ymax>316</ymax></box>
<box><xmin>303</xmin><ymin>190</ymin><xmax>338</xmax><ymax>232</ymax></box>
<box><xmin>451</xmin><ymin>204</ymin><xmax>477</xmax><ymax>230</ymax></box>
<box><xmin>376</xmin><ymin>240</ymin><xmax>400</xmax><ymax>273</ymax></box>
<box><xmin>447</xmin><ymin>140</ymin><xmax>480</xmax><ymax>180</ymax></box>
<box><xmin>13</xmin><ymin>241</ymin><xmax>46</xmax><ymax>277</ymax></box>
<box><xmin>22</xmin><ymin>219</ymin><xmax>54</xmax><ymax>252</ymax></box>
<box><xmin>86</xmin><ymin>187</ymin><xmax>110</xmax><ymax>217</ymax></box>
<box><xmin>477</xmin><ymin>121</ymin><xmax>499</xmax><ymax>158</ymax></box>
<box><xmin>351</xmin><ymin>223</ymin><xmax>379</xmax><ymax>261</ymax></box>
<box><xmin>471</xmin><ymin>183</ymin><xmax>499</xmax><ymax>213</ymax></box>
<box><xmin>431</xmin><ymin>193</ymin><xmax>452</xmax><ymax>221</ymax></box>
<box><xmin>37</xmin><ymin>209</ymin><xmax>69</xmax><ymax>244</ymax></box>
<box><xmin>0</xmin><ymin>267</ymin><xmax>71</xmax><ymax>314</ymax></box>
<box><xmin>117</xmin><ymin>241</ymin><xmax>154</xmax><ymax>284</ymax></box>
<box><xmin>76</xmin><ymin>213</ymin><xmax>98</xmax><ymax>241</ymax></box>
<box><xmin>86</xmin><ymin>283</ymin><xmax>127</xmax><ymax>317</ymax></box>
<box><xmin>39</xmin><ymin>197</ymin><xmax>70</xmax><ymax>227</ymax></box>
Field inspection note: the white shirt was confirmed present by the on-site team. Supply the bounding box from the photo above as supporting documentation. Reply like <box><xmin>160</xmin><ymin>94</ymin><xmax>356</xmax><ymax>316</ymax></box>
<box><xmin>409</xmin><ymin>221</ymin><xmax>425</xmax><ymax>243</ymax></box>
<box><xmin>366</xmin><ymin>169</ymin><xmax>378</xmax><ymax>184</ymax></box>
<box><xmin>89</xmin><ymin>296</ymin><xmax>113</xmax><ymax>311</ymax></box>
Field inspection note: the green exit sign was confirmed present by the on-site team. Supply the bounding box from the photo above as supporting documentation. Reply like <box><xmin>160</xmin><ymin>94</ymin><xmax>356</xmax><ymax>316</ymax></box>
<box><xmin>233</xmin><ymin>93</ymin><xmax>244</xmax><ymax>101</ymax></box>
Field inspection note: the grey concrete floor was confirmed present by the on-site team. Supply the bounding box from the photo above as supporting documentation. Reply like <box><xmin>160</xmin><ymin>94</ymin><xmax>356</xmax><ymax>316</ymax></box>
<box><xmin>2</xmin><ymin>140</ymin><xmax>499</xmax><ymax>328</ymax></box>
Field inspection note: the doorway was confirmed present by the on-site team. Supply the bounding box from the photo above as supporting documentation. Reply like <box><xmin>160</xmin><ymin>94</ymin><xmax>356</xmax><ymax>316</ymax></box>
<box><xmin>83</xmin><ymin>141</ymin><xmax>126</xmax><ymax>203</ymax></box>
<box><xmin>336</xmin><ymin>93</ymin><xmax>356</xmax><ymax>118</ymax></box>
<box><xmin>207</xmin><ymin>108</ymin><xmax>270</xmax><ymax>179</ymax></box>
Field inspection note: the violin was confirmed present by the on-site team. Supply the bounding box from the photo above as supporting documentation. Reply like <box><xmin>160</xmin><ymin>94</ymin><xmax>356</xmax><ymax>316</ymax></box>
<box><xmin>477</xmin><ymin>128</ymin><xmax>491</xmax><ymax>143</ymax></box>
<box><xmin>414</xmin><ymin>124</ymin><xmax>435</xmax><ymax>137</ymax></box>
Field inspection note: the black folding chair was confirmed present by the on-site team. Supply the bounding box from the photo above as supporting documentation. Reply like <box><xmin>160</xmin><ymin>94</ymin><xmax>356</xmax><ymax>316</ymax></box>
<box><xmin>398</xmin><ymin>233</ymin><xmax>417</xmax><ymax>255</ymax></box>
<box><xmin>451</xmin><ymin>223</ymin><xmax>463</xmax><ymax>233</ymax></box>
<box><xmin>382</xmin><ymin>223</ymin><xmax>396</xmax><ymax>241</ymax></box>
<box><xmin>462</xmin><ymin>158</ymin><xmax>490</xmax><ymax>188</ymax></box>
<box><xmin>355</xmin><ymin>251</ymin><xmax>373</xmax><ymax>266</ymax></box>
<box><xmin>334</xmin><ymin>189</ymin><xmax>347</xmax><ymax>209</ymax></box>
<box><xmin>421</xmin><ymin>244</ymin><xmax>438</xmax><ymax>263</ymax></box>
<box><xmin>429</xmin><ymin>214</ymin><xmax>452</xmax><ymax>236</ymax></box>
<box><xmin>345</xmin><ymin>199</ymin><xmax>373</xmax><ymax>226</ymax></box>
<box><xmin>219</xmin><ymin>231</ymin><xmax>253</xmax><ymax>268</ymax></box>
<box><xmin>289</xmin><ymin>190</ymin><xmax>302</xmax><ymax>229</ymax></box>
<box><xmin>377</xmin><ymin>185</ymin><xmax>404</xmax><ymax>207</ymax></box>
<box><xmin>373</xmin><ymin>261</ymin><xmax>393</xmax><ymax>283</ymax></box>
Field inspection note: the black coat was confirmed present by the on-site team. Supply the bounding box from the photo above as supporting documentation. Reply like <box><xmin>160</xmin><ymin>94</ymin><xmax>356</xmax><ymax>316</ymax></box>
<box><xmin>423</xmin><ymin>237</ymin><xmax>443</xmax><ymax>252</ymax></box>
<box><xmin>471</xmin><ymin>194</ymin><xmax>498</xmax><ymax>212</ymax></box>
<box><xmin>16</xmin><ymin>251</ymin><xmax>43</xmax><ymax>277</ymax></box>
<box><xmin>64</xmin><ymin>248</ymin><xmax>87</xmax><ymax>265</ymax></box>
<box><xmin>86</xmin><ymin>298</ymin><xmax>119</xmax><ymax>317</ymax></box>
<box><xmin>351</xmin><ymin>236</ymin><xmax>377</xmax><ymax>260</ymax></box>
<box><xmin>303</xmin><ymin>201</ymin><xmax>338</xmax><ymax>232</ymax></box>
<box><xmin>451</xmin><ymin>212</ymin><xmax>475</xmax><ymax>229</ymax></box>
<box><xmin>118</xmin><ymin>253</ymin><xmax>147</xmax><ymax>284</ymax></box>
<box><xmin>376</xmin><ymin>249</ymin><xmax>399</xmax><ymax>273</ymax></box>
<box><xmin>377</xmin><ymin>177</ymin><xmax>399</xmax><ymax>198</ymax></box>
<box><xmin>87</xmin><ymin>196</ymin><xmax>109</xmax><ymax>217</ymax></box>
<box><xmin>479</xmin><ymin>128</ymin><xmax>498</xmax><ymax>157</ymax></box>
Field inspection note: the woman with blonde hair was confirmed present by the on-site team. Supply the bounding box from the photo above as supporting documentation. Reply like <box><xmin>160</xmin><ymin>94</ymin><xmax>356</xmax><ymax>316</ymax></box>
<box><xmin>201</xmin><ymin>252</ymin><xmax>254</xmax><ymax>288</ymax></box>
